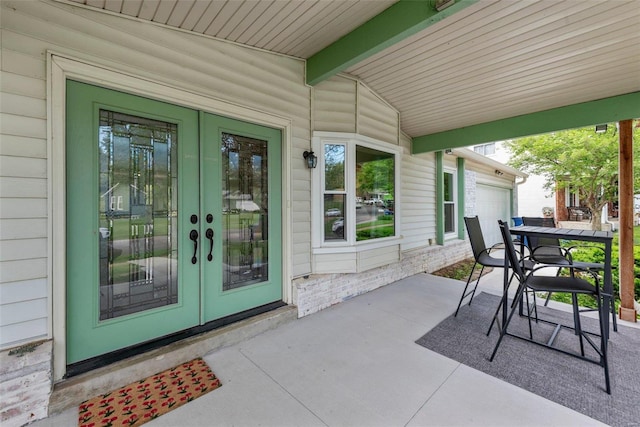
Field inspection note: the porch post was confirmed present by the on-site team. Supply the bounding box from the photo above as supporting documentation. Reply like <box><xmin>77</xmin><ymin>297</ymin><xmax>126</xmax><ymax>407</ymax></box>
<box><xmin>618</xmin><ymin>119</ymin><xmax>636</xmax><ymax>322</ymax></box>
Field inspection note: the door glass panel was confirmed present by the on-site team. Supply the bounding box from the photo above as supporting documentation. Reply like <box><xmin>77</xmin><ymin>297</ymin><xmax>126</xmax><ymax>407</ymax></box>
<box><xmin>98</xmin><ymin>110</ymin><xmax>178</xmax><ymax>320</ymax></box>
<box><xmin>221</xmin><ymin>133</ymin><xmax>269</xmax><ymax>290</ymax></box>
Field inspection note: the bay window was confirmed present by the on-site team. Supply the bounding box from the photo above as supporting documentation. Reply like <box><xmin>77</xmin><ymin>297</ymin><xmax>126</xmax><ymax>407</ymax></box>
<box><xmin>312</xmin><ymin>132</ymin><xmax>400</xmax><ymax>250</ymax></box>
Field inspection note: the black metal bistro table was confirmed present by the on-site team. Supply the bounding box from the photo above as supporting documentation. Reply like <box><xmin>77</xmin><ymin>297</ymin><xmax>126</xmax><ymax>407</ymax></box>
<box><xmin>509</xmin><ymin>225</ymin><xmax>615</xmax><ymax>340</ymax></box>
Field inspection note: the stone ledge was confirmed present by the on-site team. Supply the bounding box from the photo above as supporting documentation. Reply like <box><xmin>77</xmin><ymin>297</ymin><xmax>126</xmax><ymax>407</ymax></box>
<box><xmin>48</xmin><ymin>304</ymin><xmax>297</xmax><ymax>415</ymax></box>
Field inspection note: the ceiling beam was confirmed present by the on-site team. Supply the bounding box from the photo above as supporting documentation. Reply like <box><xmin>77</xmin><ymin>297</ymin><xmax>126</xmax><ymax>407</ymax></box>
<box><xmin>412</xmin><ymin>92</ymin><xmax>640</xmax><ymax>154</ymax></box>
<box><xmin>305</xmin><ymin>0</ymin><xmax>478</xmax><ymax>86</ymax></box>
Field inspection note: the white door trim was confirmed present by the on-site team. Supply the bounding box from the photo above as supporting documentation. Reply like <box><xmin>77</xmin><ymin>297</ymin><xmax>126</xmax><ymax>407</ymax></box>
<box><xmin>48</xmin><ymin>52</ymin><xmax>293</xmax><ymax>380</ymax></box>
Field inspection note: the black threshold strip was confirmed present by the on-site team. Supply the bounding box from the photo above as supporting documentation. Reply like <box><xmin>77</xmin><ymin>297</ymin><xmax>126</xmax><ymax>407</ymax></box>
<box><xmin>66</xmin><ymin>300</ymin><xmax>286</xmax><ymax>378</ymax></box>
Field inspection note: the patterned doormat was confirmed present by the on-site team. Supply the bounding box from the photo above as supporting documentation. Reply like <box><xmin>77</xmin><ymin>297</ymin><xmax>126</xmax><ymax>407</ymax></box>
<box><xmin>78</xmin><ymin>358</ymin><xmax>222</xmax><ymax>427</ymax></box>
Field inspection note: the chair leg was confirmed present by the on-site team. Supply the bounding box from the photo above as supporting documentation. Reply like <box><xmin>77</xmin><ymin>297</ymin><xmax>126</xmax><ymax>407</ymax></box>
<box><xmin>486</xmin><ymin>270</ymin><xmax>515</xmax><ymax>336</ymax></box>
<box><xmin>544</xmin><ymin>292</ymin><xmax>552</xmax><ymax>306</ymax></box>
<box><xmin>597</xmin><ymin>295</ymin><xmax>611</xmax><ymax>394</ymax></box>
<box><xmin>455</xmin><ymin>262</ymin><xmax>480</xmax><ymax>317</ymax></box>
<box><xmin>490</xmin><ymin>282</ymin><xmax>527</xmax><ymax>362</ymax></box>
<box><xmin>572</xmin><ymin>294</ymin><xmax>585</xmax><ymax>357</ymax></box>
<box><xmin>610</xmin><ymin>296</ymin><xmax>618</xmax><ymax>332</ymax></box>
<box><xmin>467</xmin><ymin>266</ymin><xmax>485</xmax><ymax>306</ymax></box>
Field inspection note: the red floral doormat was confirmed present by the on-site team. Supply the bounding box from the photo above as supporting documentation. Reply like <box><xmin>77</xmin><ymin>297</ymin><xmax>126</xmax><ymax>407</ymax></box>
<box><xmin>78</xmin><ymin>358</ymin><xmax>221</xmax><ymax>427</ymax></box>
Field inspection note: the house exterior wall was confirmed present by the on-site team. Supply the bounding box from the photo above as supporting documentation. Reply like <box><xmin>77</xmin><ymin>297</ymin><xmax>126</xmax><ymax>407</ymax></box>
<box><xmin>483</xmin><ymin>141</ymin><xmax>554</xmax><ymax>218</ymax></box>
<box><xmin>0</xmin><ymin>1</ymin><xmax>511</xmax><ymax>425</ymax></box>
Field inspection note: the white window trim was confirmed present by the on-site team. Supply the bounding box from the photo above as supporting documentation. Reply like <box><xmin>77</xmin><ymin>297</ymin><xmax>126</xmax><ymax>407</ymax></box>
<box><xmin>444</xmin><ymin>167</ymin><xmax>458</xmax><ymax>239</ymax></box>
<box><xmin>311</xmin><ymin>132</ymin><xmax>401</xmax><ymax>254</ymax></box>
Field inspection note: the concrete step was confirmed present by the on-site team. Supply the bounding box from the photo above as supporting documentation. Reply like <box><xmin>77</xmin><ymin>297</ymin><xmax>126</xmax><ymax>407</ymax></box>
<box><xmin>48</xmin><ymin>304</ymin><xmax>297</xmax><ymax>415</ymax></box>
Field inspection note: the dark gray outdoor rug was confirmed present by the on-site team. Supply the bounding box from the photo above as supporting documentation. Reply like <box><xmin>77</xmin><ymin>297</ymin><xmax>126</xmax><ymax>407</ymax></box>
<box><xmin>416</xmin><ymin>292</ymin><xmax>640</xmax><ymax>427</ymax></box>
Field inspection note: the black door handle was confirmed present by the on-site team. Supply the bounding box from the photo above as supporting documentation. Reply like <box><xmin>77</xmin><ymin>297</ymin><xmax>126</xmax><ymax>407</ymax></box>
<box><xmin>189</xmin><ymin>229</ymin><xmax>198</xmax><ymax>264</ymax></box>
<box><xmin>206</xmin><ymin>228</ymin><xmax>214</xmax><ymax>261</ymax></box>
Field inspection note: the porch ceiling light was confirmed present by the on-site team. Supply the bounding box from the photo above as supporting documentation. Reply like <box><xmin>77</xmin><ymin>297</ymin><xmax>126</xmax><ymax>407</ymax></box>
<box><xmin>303</xmin><ymin>150</ymin><xmax>318</xmax><ymax>169</ymax></box>
<box><xmin>595</xmin><ymin>124</ymin><xmax>608</xmax><ymax>133</ymax></box>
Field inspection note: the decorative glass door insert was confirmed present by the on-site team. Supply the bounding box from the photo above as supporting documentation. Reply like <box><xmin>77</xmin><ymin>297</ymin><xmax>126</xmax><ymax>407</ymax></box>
<box><xmin>98</xmin><ymin>110</ymin><xmax>178</xmax><ymax>320</ymax></box>
<box><xmin>221</xmin><ymin>133</ymin><xmax>269</xmax><ymax>290</ymax></box>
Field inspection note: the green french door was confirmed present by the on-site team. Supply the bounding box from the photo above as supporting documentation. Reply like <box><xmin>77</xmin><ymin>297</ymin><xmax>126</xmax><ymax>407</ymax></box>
<box><xmin>66</xmin><ymin>81</ymin><xmax>282</xmax><ymax>365</ymax></box>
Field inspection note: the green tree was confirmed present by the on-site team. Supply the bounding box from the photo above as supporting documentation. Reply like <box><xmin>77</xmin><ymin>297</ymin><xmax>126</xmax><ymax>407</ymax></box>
<box><xmin>505</xmin><ymin>122</ymin><xmax>640</xmax><ymax>230</ymax></box>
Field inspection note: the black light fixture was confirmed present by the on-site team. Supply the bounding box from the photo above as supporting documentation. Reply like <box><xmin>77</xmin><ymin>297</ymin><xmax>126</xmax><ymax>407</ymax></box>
<box><xmin>595</xmin><ymin>124</ymin><xmax>608</xmax><ymax>133</ymax></box>
<box><xmin>303</xmin><ymin>150</ymin><xmax>317</xmax><ymax>169</ymax></box>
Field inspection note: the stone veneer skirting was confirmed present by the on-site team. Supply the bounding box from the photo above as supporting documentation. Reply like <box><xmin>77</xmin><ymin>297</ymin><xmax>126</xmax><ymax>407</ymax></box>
<box><xmin>0</xmin><ymin>340</ymin><xmax>52</xmax><ymax>427</ymax></box>
<box><xmin>294</xmin><ymin>240</ymin><xmax>472</xmax><ymax>317</ymax></box>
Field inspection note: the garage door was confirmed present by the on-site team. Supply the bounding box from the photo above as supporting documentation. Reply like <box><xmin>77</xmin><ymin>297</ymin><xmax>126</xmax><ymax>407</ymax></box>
<box><xmin>476</xmin><ymin>185</ymin><xmax>511</xmax><ymax>246</ymax></box>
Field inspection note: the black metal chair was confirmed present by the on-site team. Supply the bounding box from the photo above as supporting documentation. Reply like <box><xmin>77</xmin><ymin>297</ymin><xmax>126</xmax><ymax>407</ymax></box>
<box><xmin>454</xmin><ymin>216</ymin><xmax>531</xmax><ymax>317</ymax></box>
<box><xmin>490</xmin><ymin>220</ymin><xmax>611</xmax><ymax>394</ymax></box>
<box><xmin>521</xmin><ymin>217</ymin><xmax>617</xmax><ymax>331</ymax></box>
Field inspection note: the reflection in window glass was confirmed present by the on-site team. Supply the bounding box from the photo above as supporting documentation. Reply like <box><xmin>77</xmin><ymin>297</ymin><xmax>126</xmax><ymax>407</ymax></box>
<box><xmin>324</xmin><ymin>144</ymin><xmax>345</xmax><ymax>191</ymax></box>
<box><xmin>324</xmin><ymin>194</ymin><xmax>345</xmax><ymax>241</ymax></box>
<box><xmin>444</xmin><ymin>172</ymin><xmax>454</xmax><ymax>202</ymax></box>
<box><xmin>355</xmin><ymin>146</ymin><xmax>394</xmax><ymax>241</ymax></box>
<box><xmin>444</xmin><ymin>171</ymin><xmax>455</xmax><ymax>233</ymax></box>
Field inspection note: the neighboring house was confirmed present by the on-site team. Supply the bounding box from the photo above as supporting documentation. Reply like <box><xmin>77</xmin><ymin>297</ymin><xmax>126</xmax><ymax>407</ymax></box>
<box><xmin>472</xmin><ymin>141</ymin><xmax>617</xmax><ymax>227</ymax></box>
<box><xmin>0</xmin><ymin>2</ymin><xmax>525</xmax><ymax>425</ymax></box>
<box><xmin>473</xmin><ymin>141</ymin><xmax>555</xmax><ymax>219</ymax></box>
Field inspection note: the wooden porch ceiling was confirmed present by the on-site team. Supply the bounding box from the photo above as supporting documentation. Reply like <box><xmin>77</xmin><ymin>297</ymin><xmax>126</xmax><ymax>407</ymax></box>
<box><xmin>65</xmin><ymin>0</ymin><xmax>640</xmax><ymax>150</ymax></box>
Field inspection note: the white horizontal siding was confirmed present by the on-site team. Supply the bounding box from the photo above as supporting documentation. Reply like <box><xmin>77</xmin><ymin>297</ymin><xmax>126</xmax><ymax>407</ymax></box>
<box><xmin>357</xmin><ymin>245</ymin><xmax>400</xmax><ymax>272</ymax></box>
<box><xmin>0</xmin><ymin>258</ymin><xmax>47</xmax><ymax>283</ymax></box>
<box><xmin>0</xmin><ymin>135</ymin><xmax>47</xmax><ymax>158</ymax></box>
<box><xmin>0</xmin><ymin>276</ymin><xmax>48</xmax><ymax>347</ymax></box>
<box><xmin>0</xmin><ymin>199</ymin><xmax>47</xmax><ymax>219</ymax></box>
<box><xmin>1</xmin><ymin>48</ymin><xmax>47</xmax><ymax>80</ymax></box>
<box><xmin>313</xmin><ymin>76</ymin><xmax>357</xmax><ymax>133</ymax></box>
<box><xmin>1</xmin><ymin>92</ymin><xmax>47</xmax><ymax>119</ymax></box>
<box><xmin>0</xmin><ymin>318</ymin><xmax>48</xmax><ymax>346</ymax></box>
<box><xmin>0</xmin><ymin>238</ymin><xmax>48</xmax><ymax>261</ymax></box>
<box><xmin>0</xmin><ymin>219</ymin><xmax>47</xmax><ymax>240</ymax></box>
<box><xmin>314</xmin><ymin>253</ymin><xmax>357</xmax><ymax>274</ymax></box>
<box><xmin>1</xmin><ymin>113</ymin><xmax>47</xmax><ymax>140</ymax></box>
<box><xmin>400</xmin><ymin>133</ymin><xmax>436</xmax><ymax>251</ymax></box>
<box><xmin>0</xmin><ymin>71</ymin><xmax>46</xmax><ymax>99</ymax></box>
<box><xmin>0</xmin><ymin>158</ymin><xmax>47</xmax><ymax>180</ymax></box>
<box><xmin>0</xmin><ymin>177</ymin><xmax>46</xmax><ymax>198</ymax></box>
<box><xmin>0</xmin><ymin>278</ymin><xmax>47</xmax><ymax>305</ymax></box>
<box><xmin>357</xmin><ymin>83</ymin><xmax>398</xmax><ymax>145</ymax></box>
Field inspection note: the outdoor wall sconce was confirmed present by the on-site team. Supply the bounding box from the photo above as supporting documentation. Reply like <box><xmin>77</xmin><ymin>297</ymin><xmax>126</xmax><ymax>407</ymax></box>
<box><xmin>595</xmin><ymin>124</ymin><xmax>608</xmax><ymax>133</ymax></box>
<box><xmin>303</xmin><ymin>150</ymin><xmax>317</xmax><ymax>169</ymax></box>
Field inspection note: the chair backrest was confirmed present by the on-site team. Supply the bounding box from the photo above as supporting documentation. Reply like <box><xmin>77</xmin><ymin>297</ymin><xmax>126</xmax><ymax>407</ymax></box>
<box><xmin>522</xmin><ymin>216</ymin><xmax>555</xmax><ymax>227</ymax></box>
<box><xmin>464</xmin><ymin>216</ymin><xmax>489</xmax><ymax>261</ymax></box>
<box><xmin>498</xmin><ymin>220</ymin><xmax>526</xmax><ymax>282</ymax></box>
<box><xmin>521</xmin><ymin>216</ymin><xmax>559</xmax><ymax>248</ymax></box>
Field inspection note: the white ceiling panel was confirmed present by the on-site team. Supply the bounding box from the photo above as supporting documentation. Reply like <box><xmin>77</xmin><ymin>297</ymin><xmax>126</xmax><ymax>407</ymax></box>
<box><xmin>61</xmin><ymin>0</ymin><xmax>640</xmax><ymax>138</ymax></box>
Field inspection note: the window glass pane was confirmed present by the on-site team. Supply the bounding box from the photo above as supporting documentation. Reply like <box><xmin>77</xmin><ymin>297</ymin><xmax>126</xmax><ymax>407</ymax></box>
<box><xmin>324</xmin><ymin>144</ymin><xmax>345</xmax><ymax>191</ymax></box>
<box><xmin>324</xmin><ymin>194</ymin><xmax>345</xmax><ymax>241</ymax></box>
<box><xmin>484</xmin><ymin>143</ymin><xmax>495</xmax><ymax>155</ymax></box>
<box><xmin>444</xmin><ymin>172</ymin><xmax>454</xmax><ymax>202</ymax></box>
<box><xmin>444</xmin><ymin>203</ymin><xmax>455</xmax><ymax>233</ymax></box>
<box><xmin>355</xmin><ymin>145</ymin><xmax>394</xmax><ymax>241</ymax></box>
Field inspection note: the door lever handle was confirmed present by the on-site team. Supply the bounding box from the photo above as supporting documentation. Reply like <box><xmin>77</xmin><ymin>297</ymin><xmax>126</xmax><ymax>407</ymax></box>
<box><xmin>189</xmin><ymin>229</ymin><xmax>199</xmax><ymax>264</ymax></box>
<box><xmin>206</xmin><ymin>228</ymin><xmax>214</xmax><ymax>261</ymax></box>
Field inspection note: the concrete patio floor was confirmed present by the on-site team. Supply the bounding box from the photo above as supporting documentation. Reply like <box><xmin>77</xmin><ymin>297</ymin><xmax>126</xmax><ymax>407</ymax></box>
<box><xmin>34</xmin><ymin>268</ymin><xmax>635</xmax><ymax>427</ymax></box>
